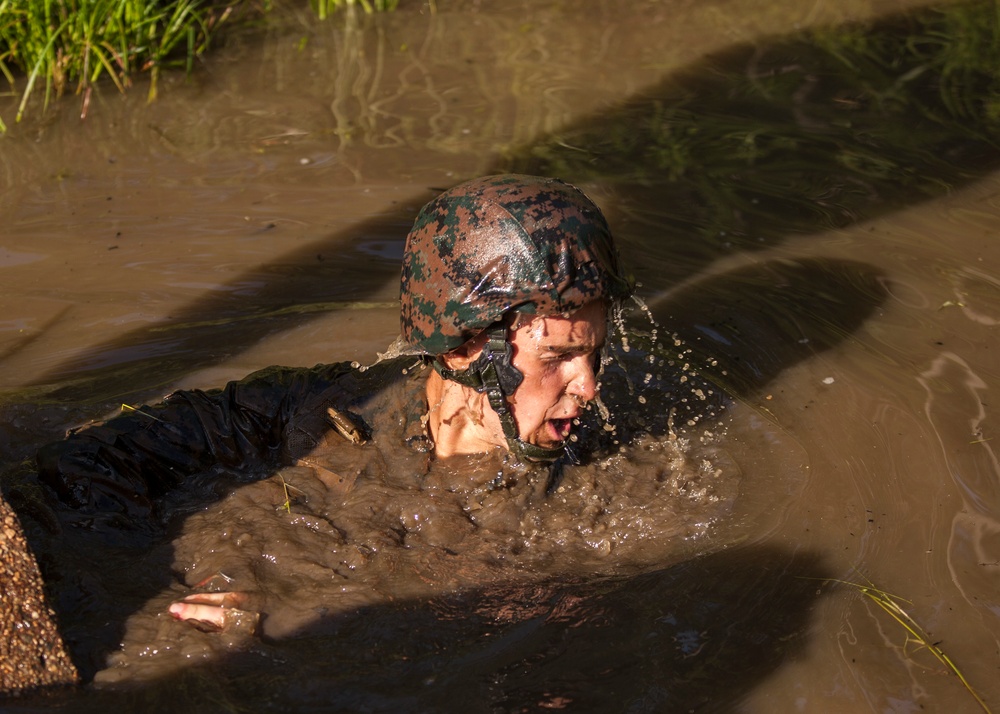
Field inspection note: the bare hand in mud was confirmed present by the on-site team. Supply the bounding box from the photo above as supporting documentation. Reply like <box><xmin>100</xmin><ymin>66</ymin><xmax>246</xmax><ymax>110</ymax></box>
<box><xmin>168</xmin><ymin>574</ymin><xmax>260</xmax><ymax>635</ymax></box>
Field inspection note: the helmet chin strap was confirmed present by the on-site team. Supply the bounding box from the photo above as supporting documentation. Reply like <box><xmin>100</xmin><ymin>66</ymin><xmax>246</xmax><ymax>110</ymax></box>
<box><xmin>433</xmin><ymin>325</ymin><xmax>565</xmax><ymax>463</ymax></box>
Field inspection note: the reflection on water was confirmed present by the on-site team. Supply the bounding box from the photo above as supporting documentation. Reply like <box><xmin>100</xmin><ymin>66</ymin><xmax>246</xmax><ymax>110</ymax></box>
<box><xmin>3</xmin><ymin>0</ymin><xmax>1000</xmax><ymax>710</ymax></box>
<box><xmin>506</xmin><ymin>0</ymin><xmax>1000</xmax><ymax>284</ymax></box>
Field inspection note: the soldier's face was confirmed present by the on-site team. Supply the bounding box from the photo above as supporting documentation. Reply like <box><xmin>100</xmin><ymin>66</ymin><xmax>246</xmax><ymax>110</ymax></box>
<box><xmin>506</xmin><ymin>300</ymin><xmax>608</xmax><ymax>450</ymax></box>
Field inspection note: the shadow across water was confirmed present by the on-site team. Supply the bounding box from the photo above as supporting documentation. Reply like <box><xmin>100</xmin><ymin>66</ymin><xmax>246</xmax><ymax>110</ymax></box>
<box><xmin>6</xmin><ymin>544</ymin><xmax>831</xmax><ymax>713</ymax></box>
<box><xmin>506</xmin><ymin>0</ymin><xmax>1000</xmax><ymax>285</ymax></box>
<box><xmin>11</xmin><ymin>0</ymin><xmax>999</xmax><ymax>409</ymax></box>
<box><xmin>579</xmin><ymin>258</ymin><xmax>888</xmax><ymax>453</ymax></box>
<box><xmin>652</xmin><ymin>258</ymin><xmax>890</xmax><ymax>400</ymax></box>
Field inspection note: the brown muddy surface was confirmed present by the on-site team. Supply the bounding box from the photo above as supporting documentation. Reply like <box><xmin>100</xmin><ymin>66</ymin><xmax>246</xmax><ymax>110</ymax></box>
<box><xmin>2</xmin><ymin>0</ymin><xmax>1000</xmax><ymax>711</ymax></box>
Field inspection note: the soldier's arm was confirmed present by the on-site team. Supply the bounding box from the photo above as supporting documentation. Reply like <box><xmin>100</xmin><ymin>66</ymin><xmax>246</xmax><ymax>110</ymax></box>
<box><xmin>35</xmin><ymin>364</ymin><xmax>347</xmax><ymax>524</ymax></box>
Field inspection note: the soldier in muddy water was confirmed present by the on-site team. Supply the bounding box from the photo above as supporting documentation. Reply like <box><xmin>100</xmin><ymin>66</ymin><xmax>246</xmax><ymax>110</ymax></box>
<box><xmin>20</xmin><ymin>174</ymin><xmax>662</xmax><ymax>640</ymax></box>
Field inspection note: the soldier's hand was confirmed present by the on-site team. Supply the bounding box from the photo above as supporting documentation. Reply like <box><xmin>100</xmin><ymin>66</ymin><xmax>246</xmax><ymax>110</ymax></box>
<box><xmin>168</xmin><ymin>590</ymin><xmax>259</xmax><ymax>635</ymax></box>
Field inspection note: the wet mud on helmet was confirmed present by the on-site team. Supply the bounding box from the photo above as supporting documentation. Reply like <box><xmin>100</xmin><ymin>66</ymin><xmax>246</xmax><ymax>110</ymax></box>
<box><xmin>400</xmin><ymin>174</ymin><xmax>633</xmax><ymax>461</ymax></box>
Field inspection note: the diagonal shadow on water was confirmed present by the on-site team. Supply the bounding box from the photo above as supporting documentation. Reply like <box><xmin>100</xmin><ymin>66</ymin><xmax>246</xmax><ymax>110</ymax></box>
<box><xmin>10</xmin><ymin>0</ymin><xmax>998</xmax><ymax>409</ymax></box>
<box><xmin>8</xmin><ymin>544</ymin><xmax>831</xmax><ymax>713</ymax></box>
<box><xmin>650</xmin><ymin>257</ymin><xmax>890</xmax><ymax>401</ymax></box>
<box><xmin>562</xmin><ymin>257</ymin><xmax>888</xmax><ymax>460</ymax></box>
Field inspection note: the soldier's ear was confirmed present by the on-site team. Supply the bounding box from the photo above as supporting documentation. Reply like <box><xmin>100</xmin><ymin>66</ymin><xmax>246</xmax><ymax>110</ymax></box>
<box><xmin>439</xmin><ymin>331</ymin><xmax>488</xmax><ymax>370</ymax></box>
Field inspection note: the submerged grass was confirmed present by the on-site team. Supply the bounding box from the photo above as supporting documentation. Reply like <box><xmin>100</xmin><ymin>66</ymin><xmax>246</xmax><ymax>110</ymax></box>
<box><xmin>312</xmin><ymin>0</ymin><xmax>398</xmax><ymax>21</ymax></box>
<box><xmin>823</xmin><ymin>574</ymin><xmax>992</xmax><ymax>713</ymax></box>
<box><xmin>0</xmin><ymin>0</ymin><xmax>397</xmax><ymax>132</ymax></box>
<box><xmin>506</xmin><ymin>0</ymin><xmax>1000</xmax><ymax>251</ymax></box>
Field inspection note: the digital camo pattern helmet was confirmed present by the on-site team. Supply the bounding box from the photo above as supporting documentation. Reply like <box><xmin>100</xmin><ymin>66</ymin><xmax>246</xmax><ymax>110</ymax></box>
<box><xmin>399</xmin><ymin>174</ymin><xmax>633</xmax><ymax>463</ymax></box>
<box><xmin>400</xmin><ymin>174</ymin><xmax>632</xmax><ymax>356</ymax></box>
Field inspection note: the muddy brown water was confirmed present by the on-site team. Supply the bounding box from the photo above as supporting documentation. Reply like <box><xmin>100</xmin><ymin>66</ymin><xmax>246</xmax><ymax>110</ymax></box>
<box><xmin>2</xmin><ymin>0</ymin><xmax>1000</xmax><ymax>711</ymax></box>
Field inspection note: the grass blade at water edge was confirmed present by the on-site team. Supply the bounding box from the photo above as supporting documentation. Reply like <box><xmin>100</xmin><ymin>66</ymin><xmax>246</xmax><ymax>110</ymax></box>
<box><xmin>811</xmin><ymin>574</ymin><xmax>992</xmax><ymax>713</ymax></box>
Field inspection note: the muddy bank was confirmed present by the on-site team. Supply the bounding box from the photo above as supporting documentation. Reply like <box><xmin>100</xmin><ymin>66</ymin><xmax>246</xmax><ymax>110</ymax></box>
<box><xmin>0</xmin><ymin>492</ymin><xmax>77</xmax><ymax>695</ymax></box>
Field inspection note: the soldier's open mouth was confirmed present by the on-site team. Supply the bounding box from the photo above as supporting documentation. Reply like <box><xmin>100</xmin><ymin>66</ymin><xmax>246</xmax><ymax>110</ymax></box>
<box><xmin>548</xmin><ymin>418</ymin><xmax>573</xmax><ymax>442</ymax></box>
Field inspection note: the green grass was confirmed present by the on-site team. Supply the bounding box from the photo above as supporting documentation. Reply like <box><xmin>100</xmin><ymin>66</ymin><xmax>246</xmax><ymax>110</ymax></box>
<box><xmin>0</xmin><ymin>0</ymin><xmax>230</xmax><ymax>129</ymax></box>
<box><xmin>312</xmin><ymin>0</ymin><xmax>398</xmax><ymax>20</ymax></box>
<box><xmin>0</xmin><ymin>0</ymin><xmax>398</xmax><ymax>132</ymax></box>
<box><xmin>818</xmin><ymin>574</ymin><xmax>992</xmax><ymax>713</ymax></box>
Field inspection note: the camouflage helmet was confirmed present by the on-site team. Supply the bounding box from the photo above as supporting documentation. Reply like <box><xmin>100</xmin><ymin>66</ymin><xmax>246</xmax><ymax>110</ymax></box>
<box><xmin>400</xmin><ymin>174</ymin><xmax>632</xmax><ymax>355</ymax></box>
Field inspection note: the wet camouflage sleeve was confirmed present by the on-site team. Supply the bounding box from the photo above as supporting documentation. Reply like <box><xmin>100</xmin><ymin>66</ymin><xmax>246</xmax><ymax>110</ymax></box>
<box><xmin>35</xmin><ymin>363</ymin><xmax>353</xmax><ymax>525</ymax></box>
